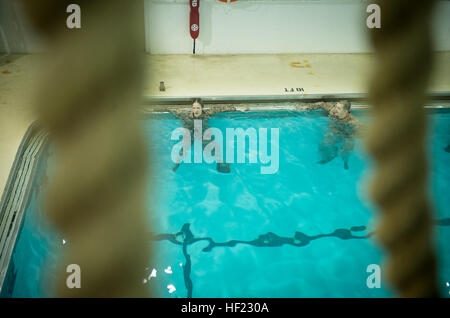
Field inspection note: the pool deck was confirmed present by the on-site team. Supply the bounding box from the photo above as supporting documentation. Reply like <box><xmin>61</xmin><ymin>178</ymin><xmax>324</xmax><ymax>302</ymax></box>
<box><xmin>1</xmin><ymin>52</ymin><xmax>450</xmax><ymax>198</ymax></box>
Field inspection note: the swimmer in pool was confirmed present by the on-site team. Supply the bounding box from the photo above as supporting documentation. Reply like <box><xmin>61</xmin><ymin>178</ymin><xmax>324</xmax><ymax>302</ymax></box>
<box><xmin>312</xmin><ymin>101</ymin><xmax>364</xmax><ymax>170</ymax></box>
<box><xmin>171</xmin><ymin>99</ymin><xmax>235</xmax><ymax>173</ymax></box>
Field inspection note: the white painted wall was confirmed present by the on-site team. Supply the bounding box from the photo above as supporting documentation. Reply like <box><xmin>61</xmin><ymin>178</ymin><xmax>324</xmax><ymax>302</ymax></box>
<box><xmin>0</xmin><ymin>0</ymin><xmax>46</xmax><ymax>54</ymax></box>
<box><xmin>145</xmin><ymin>0</ymin><xmax>450</xmax><ymax>54</ymax></box>
<box><xmin>1</xmin><ymin>0</ymin><xmax>449</xmax><ymax>54</ymax></box>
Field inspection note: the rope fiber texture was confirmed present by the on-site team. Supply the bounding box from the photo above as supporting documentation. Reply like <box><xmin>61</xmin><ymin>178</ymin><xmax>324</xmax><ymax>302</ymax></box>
<box><xmin>366</xmin><ymin>0</ymin><xmax>439</xmax><ymax>297</ymax></box>
<box><xmin>22</xmin><ymin>0</ymin><xmax>152</xmax><ymax>297</ymax></box>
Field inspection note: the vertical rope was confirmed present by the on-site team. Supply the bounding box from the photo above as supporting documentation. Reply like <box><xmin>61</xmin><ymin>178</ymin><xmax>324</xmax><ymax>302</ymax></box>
<box><xmin>22</xmin><ymin>0</ymin><xmax>152</xmax><ymax>297</ymax></box>
<box><xmin>367</xmin><ymin>0</ymin><xmax>439</xmax><ymax>297</ymax></box>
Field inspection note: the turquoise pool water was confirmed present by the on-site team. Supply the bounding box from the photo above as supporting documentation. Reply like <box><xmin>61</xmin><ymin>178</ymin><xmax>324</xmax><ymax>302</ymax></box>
<box><xmin>2</xmin><ymin>109</ymin><xmax>449</xmax><ymax>298</ymax></box>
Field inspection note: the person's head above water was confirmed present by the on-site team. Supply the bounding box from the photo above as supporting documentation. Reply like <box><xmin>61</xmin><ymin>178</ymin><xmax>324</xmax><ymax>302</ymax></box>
<box><xmin>330</xmin><ymin>101</ymin><xmax>351</xmax><ymax>120</ymax></box>
<box><xmin>192</xmin><ymin>99</ymin><xmax>203</xmax><ymax>118</ymax></box>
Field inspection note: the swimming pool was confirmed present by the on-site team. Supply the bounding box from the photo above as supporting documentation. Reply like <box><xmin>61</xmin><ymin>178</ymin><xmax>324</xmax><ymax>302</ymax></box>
<box><xmin>1</xmin><ymin>108</ymin><xmax>449</xmax><ymax>298</ymax></box>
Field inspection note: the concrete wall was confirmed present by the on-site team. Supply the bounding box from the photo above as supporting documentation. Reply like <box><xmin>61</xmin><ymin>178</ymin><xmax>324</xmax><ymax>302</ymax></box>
<box><xmin>0</xmin><ymin>0</ymin><xmax>44</xmax><ymax>54</ymax></box>
<box><xmin>145</xmin><ymin>0</ymin><xmax>450</xmax><ymax>54</ymax></box>
<box><xmin>1</xmin><ymin>0</ymin><xmax>449</xmax><ymax>54</ymax></box>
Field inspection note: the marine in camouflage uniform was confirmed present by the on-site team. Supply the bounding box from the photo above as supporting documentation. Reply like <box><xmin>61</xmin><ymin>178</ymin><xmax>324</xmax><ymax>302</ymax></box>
<box><xmin>311</xmin><ymin>101</ymin><xmax>364</xmax><ymax>170</ymax></box>
<box><xmin>171</xmin><ymin>100</ymin><xmax>236</xmax><ymax>173</ymax></box>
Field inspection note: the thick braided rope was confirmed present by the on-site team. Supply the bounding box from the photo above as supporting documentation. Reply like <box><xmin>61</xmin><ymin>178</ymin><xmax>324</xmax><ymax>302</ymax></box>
<box><xmin>367</xmin><ymin>0</ymin><xmax>439</xmax><ymax>297</ymax></box>
<box><xmin>22</xmin><ymin>1</ymin><xmax>151</xmax><ymax>297</ymax></box>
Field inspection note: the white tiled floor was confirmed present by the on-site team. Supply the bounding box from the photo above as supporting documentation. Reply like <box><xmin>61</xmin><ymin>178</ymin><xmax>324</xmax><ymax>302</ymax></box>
<box><xmin>145</xmin><ymin>53</ymin><xmax>374</xmax><ymax>98</ymax></box>
<box><xmin>145</xmin><ymin>52</ymin><xmax>450</xmax><ymax>99</ymax></box>
<box><xmin>1</xmin><ymin>52</ymin><xmax>449</xmax><ymax>198</ymax></box>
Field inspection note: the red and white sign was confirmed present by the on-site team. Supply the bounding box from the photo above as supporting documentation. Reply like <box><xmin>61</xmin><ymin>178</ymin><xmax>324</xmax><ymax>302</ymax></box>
<box><xmin>190</xmin><ymin>0</ymin><xmax>200</xmax><ymax>45</ymax></box>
